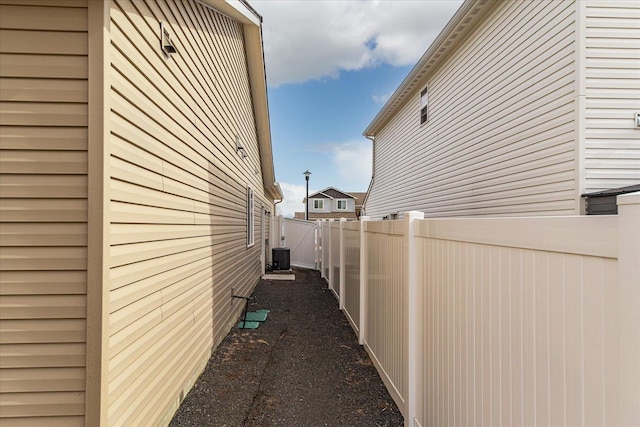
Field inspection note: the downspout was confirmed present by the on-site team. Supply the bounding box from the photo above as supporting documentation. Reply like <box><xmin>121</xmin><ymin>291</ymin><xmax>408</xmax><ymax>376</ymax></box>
<box><xmin>363</xmin><ymin>135</ymin><xmax>375</xmax><ymax>216</ymax></box>
<box><xmin>365</xmin><ymin>135</ymin><xmax>375</xmax><ymax>177</ymax></box>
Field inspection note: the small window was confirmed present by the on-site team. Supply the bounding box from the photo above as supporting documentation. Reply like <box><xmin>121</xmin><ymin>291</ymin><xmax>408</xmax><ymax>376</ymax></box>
<box><xmin>420</xmin><ymin>86</ymin><xmax>429</xmax><ymax>124</ymax></box>
<box><xmin>313</xmin><ymin>199</ymin><xmax>324</xmax><ymax>210</ymax></box>
<box><xmin>337</xmin><ymin>200</ymin><xmax>347</xmax><ymax>210</ymax></box>
<box><xmin>246</xmin><ymin>187</ymin><xmax>254</xmax><ymax>246</ymax></box>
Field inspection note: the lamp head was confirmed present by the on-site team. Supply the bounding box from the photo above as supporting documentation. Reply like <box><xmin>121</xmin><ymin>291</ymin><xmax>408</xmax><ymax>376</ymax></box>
<box><xmin>303</xmin><ymin>170</ymin><xmax>311</xmax><ymax>181</ymax></box>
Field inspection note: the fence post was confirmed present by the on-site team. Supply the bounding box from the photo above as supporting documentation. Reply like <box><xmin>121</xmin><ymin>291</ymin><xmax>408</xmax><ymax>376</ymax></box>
<box><xmin>617</xmin><ymin>192</ymin><xmax>640</xmax><ymax>423</ymax></box>
<box><xmin>405</xmin><ymin>211</ymin><xmax>424</xmax><ymax>427</ymax></box>
<box><xmin>320</xmin><ymin>221</ymin><xmax>327</xmax><ymax>280</ymax></box>
<box><xmin>315</xmin><ymin>220</ymin><xmax>321</xmax><ymax>271</ymax></box>
<box><xmin>359</xmin><ymin>216</ymin><xmax>370</xmax><ymax>345</ymax></box>
<box><xmin>328</xmin><ymin>219</ymin><xmax>334</xmax><ymax>289</ymax></box>
<box><xmin>339</xmin><ymin>218</ymin><xmax>347</xmax><ymax>309</ymax></box>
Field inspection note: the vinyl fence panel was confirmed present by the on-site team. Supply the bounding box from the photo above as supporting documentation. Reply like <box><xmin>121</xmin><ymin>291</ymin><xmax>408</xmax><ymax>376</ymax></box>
<box><xmin>413</xmin><ymin>211</ymin><xmax>636</xmax><ymax>427</ymax></box>
<box><xmin>342</xmin><ymin>221</ymin><xmax>360</xmax><ymax>334</ymax></box>
<box><xmin>363</xmin><ymin>219</ymin><xmax>408</xmax><ymax>414</ymax></box>
<box><xmin>330</xmin><ymin>221</ymin><xmax>341</xmax><ymax>298</ymax></box>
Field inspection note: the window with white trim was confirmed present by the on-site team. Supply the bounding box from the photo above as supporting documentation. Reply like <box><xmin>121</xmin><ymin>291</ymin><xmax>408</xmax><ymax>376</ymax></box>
<box><xmin>420</xmin><ymin>86</ymin><xmax>429</xmax><ymax>124</ymax></box>
<box><xmin>337</xmin><ymin>199</ymin><xmax>347</xmax><ymax>210</ymax></box>
<box><xmin>313</xmin><ymin>199</ymin><xmax>324</xmax><ymax>210</ymax></box>
<box><xmin>246</xmin><ymin>187</ymin><xmax>254</xmax><ymax>246</ymax></box>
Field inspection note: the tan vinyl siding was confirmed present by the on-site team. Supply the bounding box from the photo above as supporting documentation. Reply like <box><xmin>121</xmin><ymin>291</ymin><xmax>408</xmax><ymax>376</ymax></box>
<box><xmin>584</xmin><ymin>0</ymin><xmax>640</xmax><ymax>192</ymax></box>
<box><xmin>367</xmin><ymin>1</ymin><xmax>579</xmax><ymax>218</ymax></box>
<box><xmin>107</xmin><ymin>0</ymin><xmax>271</xmax><ymax>424</ymax></box>
<box><xmin>0</xmin><ymin>0</ymin><xmax>88</xmax><ymax>425</ymax></box>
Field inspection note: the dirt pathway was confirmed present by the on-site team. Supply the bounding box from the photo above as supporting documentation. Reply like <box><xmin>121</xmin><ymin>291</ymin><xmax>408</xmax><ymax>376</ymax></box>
<box><xmin>170</xmin><ymin>268</ymin><xmax>403</xmax><ymax>427</ymax></box>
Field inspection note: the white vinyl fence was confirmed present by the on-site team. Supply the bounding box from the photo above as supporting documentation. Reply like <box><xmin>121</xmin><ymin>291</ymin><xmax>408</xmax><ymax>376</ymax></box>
<box><xmin>318</xmin><ymin>192</ymin><xmax>640</xmax><ymax>427</ymax></box>
<box><xmin>321</xmin><ymin>221</ymin><xmax>331</xmax><ymax>280</ymax></box>
<box><xmin>280</xmin><ymin>217</ymin><xmax>316</xmax><ymax>269</ymax></box>
<box><xmin>330</xmin><ymin>221</ymin><xmax>341</xmax><ymax>297</ymax></box>
<box><xmin>342</xmin><ymin>221</ymin><xmax>360</xmax><ymax>333</ymax></box>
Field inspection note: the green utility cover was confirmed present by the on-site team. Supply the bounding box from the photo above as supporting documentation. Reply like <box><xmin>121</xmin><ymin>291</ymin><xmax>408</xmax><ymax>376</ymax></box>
<box><xmin>237</xmin><ymin>320</ymin><xmax>260</xmax><ymax>329</ymax></box>
<box><xmin>243</xmin><ymin>311</ymin><xmax>268</xmax><ymax>322</ymax></box>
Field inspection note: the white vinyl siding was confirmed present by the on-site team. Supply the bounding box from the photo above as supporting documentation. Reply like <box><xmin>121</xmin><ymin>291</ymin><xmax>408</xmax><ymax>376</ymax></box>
<box><xmin>583</xmin><ymin>0</ymin><xmax>640</xmax><ymax>192</ymax></box>
<box><xmin>108</xmin><ymin>1</ymin><xmax>270</xmax><ymax>424</ymax></box>
<box><xmin>367</xmin><ymin>1</ymin><xmax>579</xmax><ymax>218</ymax></box>
<box><xmin>0</xmin><ymin>1</ymin><xmax>88</xmax><ymax>425</ymax></box>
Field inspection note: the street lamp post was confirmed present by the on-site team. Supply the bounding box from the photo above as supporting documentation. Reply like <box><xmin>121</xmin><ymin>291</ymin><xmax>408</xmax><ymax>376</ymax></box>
<box><xmin>303</xmin><ymin>170</ymin><xmax>311</xmax><ymax>220</ymax></box>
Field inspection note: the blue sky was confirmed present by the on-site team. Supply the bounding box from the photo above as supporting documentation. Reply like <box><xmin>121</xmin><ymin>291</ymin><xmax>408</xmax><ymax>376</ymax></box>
<box><xmin>270</xmin><ymin>64</ymin><xmax>410</xmax><ymax>192</ymax></box>
<box><xmin>255</xmin><ymin>0</ymin><xmax>463</xmax><ymax>216</ymax></box>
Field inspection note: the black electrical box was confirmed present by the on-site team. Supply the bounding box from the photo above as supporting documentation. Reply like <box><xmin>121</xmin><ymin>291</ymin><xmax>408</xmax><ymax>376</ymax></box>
<box><xmin>582</xmin><ymin>184</ymin><xmax>640</xmax><ymax>215</ymax></box>
<box><xmin>272</xmin><ymin>247</ymin><xmax>290</xmax><ymax>271</ymax></box>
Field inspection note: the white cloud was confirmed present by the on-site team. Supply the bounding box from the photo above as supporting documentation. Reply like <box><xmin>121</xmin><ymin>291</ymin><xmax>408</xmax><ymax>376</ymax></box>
<box><xmin>256</xmin><ymin>0</ymin><xmax>463</xmax><ymax>86</ymax></box>
<box><xmin>372</xmin><ymin>91</ymin><xmax>393</xmax><ymax>104</ymax></box>
<box><xmin>330</xmin><ymin>140</ymin><xmax>372</xmax><ymax>191</ymax></box>
<box><xmin>308</xmin><ymin>139</ymin><xmax>373</xmax><ymax>191</ymax></box>
<box><xmin>277</xmin><ymin>182</ymin><xmax>307</xmax><ymax>218</ymax></box>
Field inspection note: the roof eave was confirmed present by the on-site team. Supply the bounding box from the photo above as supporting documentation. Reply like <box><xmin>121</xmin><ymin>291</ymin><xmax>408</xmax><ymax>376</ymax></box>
<box><xmin>202</xmin><ymin>0</ymin><xmax>283</xmax><ymax>201</ymax></box>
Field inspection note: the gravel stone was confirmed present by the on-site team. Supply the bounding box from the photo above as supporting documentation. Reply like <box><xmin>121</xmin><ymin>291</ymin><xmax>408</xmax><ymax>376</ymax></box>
<box><xmin>170</xmin><ymin>268</ymin><xmax>403</xmax><ymax>426</ymax></box>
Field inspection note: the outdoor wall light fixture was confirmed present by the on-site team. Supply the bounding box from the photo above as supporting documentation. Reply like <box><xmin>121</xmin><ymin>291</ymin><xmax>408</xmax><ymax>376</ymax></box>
<box><xmin>160</xmin><ymin>22</ymin><xmax>177</xmax><ymax>56</ymax></box>
<box><xmin>236</xmin><ymin>135</ymin><xmax>248</xmax><ymax>159</ymax></box>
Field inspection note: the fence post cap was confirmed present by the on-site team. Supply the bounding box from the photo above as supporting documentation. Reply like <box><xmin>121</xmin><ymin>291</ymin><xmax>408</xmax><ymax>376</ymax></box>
<box><xmin>617</xmin><ymin>191</ymin><xmax>640</xmax><ymax>206</ymax></box>
<box><xmin>404</xmin><ymin>211</ymin><xmax>425</xmax><ymax>220</ymax></box>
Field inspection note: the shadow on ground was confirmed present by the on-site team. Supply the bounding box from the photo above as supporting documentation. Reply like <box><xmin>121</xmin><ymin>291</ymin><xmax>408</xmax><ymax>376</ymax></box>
<box><xmin>170</xmin><ymin>268</ymin><xmax>403</xmax><ymax>427</ymax></box>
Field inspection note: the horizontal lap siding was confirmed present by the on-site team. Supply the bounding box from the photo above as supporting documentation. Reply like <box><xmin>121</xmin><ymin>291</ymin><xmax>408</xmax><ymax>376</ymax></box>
<box><xmin>108</xmin><ymin>0</ymin><xmax>270</xmax><ymax>425</ymax></box>
<box><xmin>367</xmin><ymin>1</ymin><xmax>578</xmax><ymax>218</ymax></box>
<box><xmin>0</xmin><ymin>1</ymin><xmax>88</xmax><ymax>426</ymax></box>
<box><xmin>584</xmin><ymin>0</ymin><xmax>640</xmax><ymax>191</ymax></box>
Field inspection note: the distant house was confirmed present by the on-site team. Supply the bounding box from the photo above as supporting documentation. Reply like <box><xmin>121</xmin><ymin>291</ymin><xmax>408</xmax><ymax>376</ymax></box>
<box><xmin>363</xmin><ymin>0</ymin><xmax>640</xmax><ymax>219</ymax></box>
<box><xmin>295</xmin><ymin>187</ymin><xmax>366</xmax><ymax>220</ymax></box>
<box><xmin>0</xmin><ymin>1</ymin><xmax>282</xmax><ymax>425</ymax></box>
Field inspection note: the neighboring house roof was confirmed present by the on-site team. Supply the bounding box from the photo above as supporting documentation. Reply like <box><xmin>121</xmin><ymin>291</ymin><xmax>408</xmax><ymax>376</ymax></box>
<box><xmin>363</xmin><ymin>0</ymin><xmax>492</xmax><ymax>137</ymax></box>
<box><xmin>206</xmin><ymin>0</ymin><xmax>283</xmax><ymax>201</ymax></box>
<box><xmin>307</xmin><ymin>187</ymin><xmax>357</xmax><ymax>200</ymax></box>
<box><xmin>350</xmin><ymin>192</ymin><xmax>367</xmax><ymax>207</ymax></box>
<box><xmin>309</xmin><ymin>192</ymin><xmax>333</xmax><ymax>200</ymax></box>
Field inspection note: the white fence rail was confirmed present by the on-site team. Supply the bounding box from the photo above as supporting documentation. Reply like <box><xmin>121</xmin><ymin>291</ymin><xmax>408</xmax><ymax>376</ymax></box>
<box><xmin>317</xmin><ymin>192</ymin><xmax>640</xmax><ymax>427</ymax></box>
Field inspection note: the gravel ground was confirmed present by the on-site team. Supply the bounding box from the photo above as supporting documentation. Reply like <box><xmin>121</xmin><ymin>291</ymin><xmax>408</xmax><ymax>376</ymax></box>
<box><xmin>170</xmin><ymin>268</ymin><xmax>403</xmax><ymax>427</ymax></box>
